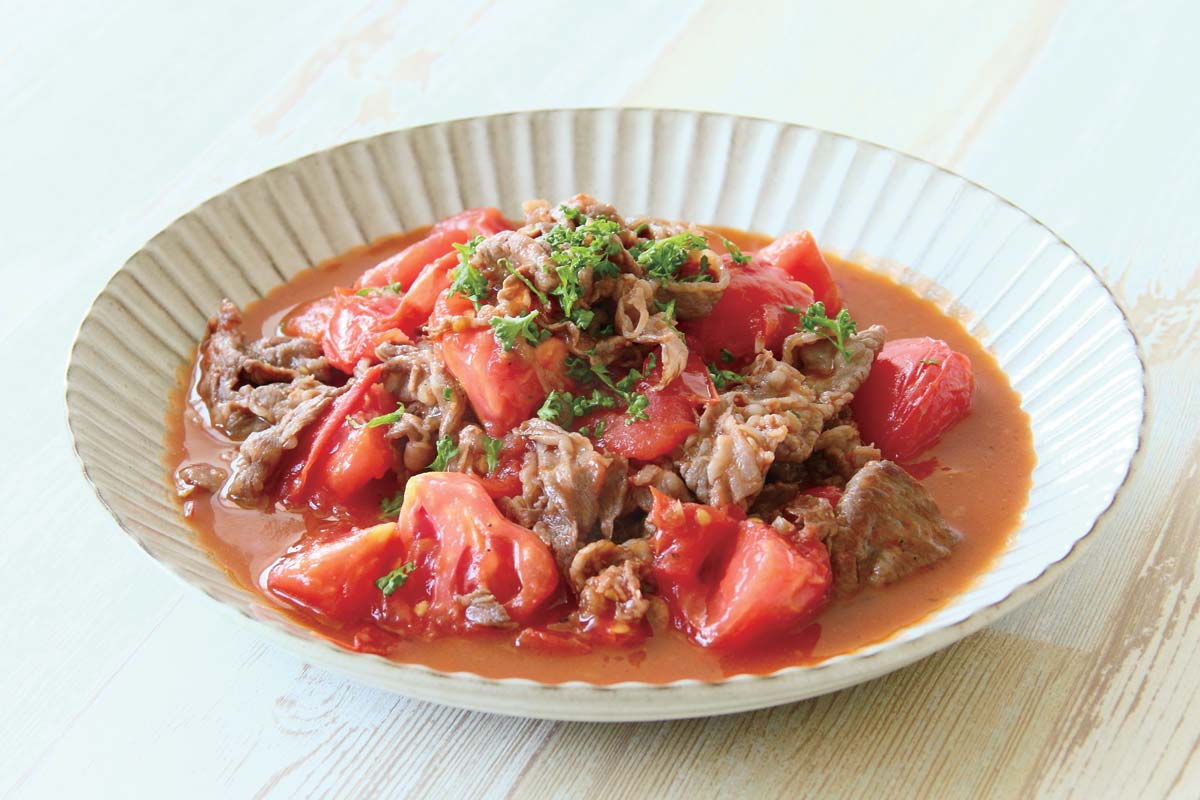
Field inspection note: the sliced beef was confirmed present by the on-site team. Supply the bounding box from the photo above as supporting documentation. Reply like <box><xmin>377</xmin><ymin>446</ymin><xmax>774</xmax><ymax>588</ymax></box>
<box><xmin>569</xmin><ymin>539</ymin><xmax>653</xmax><ymax>624</ymax></box>
<box><xmin>628</xmin><ymin>463</ymin><xmax>691</xmax><ymax>513</ymax></box>
<box><xmin>678</xmin><ymin>354</ymin><xmax>825</xmax><ymax>508</ymax></box>
<box><xmin>376</xmin><ymin>341</ymin><xmax>466</xmax><ymax>472</ymax></box>
<box><xmin>828</xmin><ymin>460</ymin><xmax>959</xmax><ymax>595</ymax></box>
<box><xmin>656</xmin><ymin>247</ymin><xmax>729</xmax><ymax>320</ymax></box>
<box><xmin>474</xmin><ymin>230</ymin><xmax>557</xmax><ymax>295</ymax></box>
<box><xmin>225</xmin><ymin>385</ymin><xmax>343</xmax><ymax>508</ymax></box>
<box><xmin>612</xmin><ymin>274</ymin><xmax>688</xmax><ymax>387</ymax></box>
<box><xmin>174</xmin><ymin>463</ymin><xmax>228</xmax><ymax>498</ymax></box>
<box><xmin>769</xmin><ymin>421</ymin><xmax>882</xmax><ymax>487</ymax></box>
<box><xmin>502</xmin><ymin>419</ymin><xmax>628</xmax><ymax>569</ymax></box>
<box><xmin>458</xmin><ymin>589</ymin><xmax>513</xmax><ymax>628</ymax></box>
<box><xmin>197</xmin><ymin>299</ymin><xmax>337</xmax><ymax>438</ymax></box>
<box><xmin>783</xmin><ymin>324</ymin><xmax>886</xmax><ymax>416</ymax></box>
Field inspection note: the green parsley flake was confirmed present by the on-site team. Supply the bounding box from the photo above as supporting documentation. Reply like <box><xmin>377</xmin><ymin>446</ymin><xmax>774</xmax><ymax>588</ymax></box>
<box><xmin>654</xmin><ymin>298</ymin><xmax>677</xmax><ymax>323</ymax></box>
<box><xmin>720</xmin><ymin>236</ymin><xmax>751</xmax><ymax>265</ymax></box>
<box><xmin>919</xmin><ymin>359</ymin><xmax>941</xmax><ymax>366</ymax></box>
<box><xmin>375</xmin><ymin>561</ymin><xmax>416</xmax><ymax>596</ymax></box>
<box><xmin>792</xmin><ymin>302</ymin><xmax>858</xmax><ymax>361</ymax></box>
<box><xmin>624</xmin><ymin>393</ymin><xmax>650</xmax><ymax>424</ymax></box>
<box><xmin>499</xmin><ymin>257</ymin><xmax>549</xmax><ymax>305</ymax></box>
<box><xmin>720</xmin><ymin>348</ymin><xmax>736</xmax><ymax>363</ymax></box>
<box><xmin>630</xmin><ymin>232</ymin><xmax>708</xmax><ymax>281</ymax></box>
<box><xmin>449</xmin><ymin>235</ymin><xmax>489</xmax><ymax>308</ymax></box>
<box><xmin>428</xmin><ymin>436</ymin><xmax>460</xmax><ymax>471</ymax></box>
<box><xmin>379</xmin><ymin>489</ymin><xmax>405</xmax><ymax>518</ymax></box>
<box><xmin>355</xmin><ymin>281</ymin><xmax>404</xmax><ymax>297</ymax></box>
<box><xmin>443</xmin><ymin>386</ymin><xmax>453</xmax><ymax>401</ymax></box>
<box><xmin>347</xmin><ymin>402</ymin><xmax>406</xmax><ymax>429</ymax></box>
<box><xmin>482</xmin><ymin>436</ymin><xmax>504</xmax><ymax>473</ymax></box>
<box><xmin>707</xmin><ymin>363</ymin><xmax>743</xmax><ymax>389</ymax></box>
<box><xmin>489</xmin><ymin>310</ymin><xmax>549</xmax><ymax>351</ymax></box>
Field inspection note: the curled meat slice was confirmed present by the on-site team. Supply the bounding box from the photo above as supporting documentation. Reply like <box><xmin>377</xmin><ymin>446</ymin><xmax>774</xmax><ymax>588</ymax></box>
<box><xmin>458</xmin><ymin>589</ymin><xmax>514</xmax><ymax>628</ymax></box>
<box><xmin>613</xmin><ymin>275</ymin><xmax>688</xmax><ymax>387</ymax></box>
<box><xmin>783</xmin><ymin>324</ymin><xmax>886</xmax><ymax>416</ymax></box>
<box><xmin>569</xmin><ymin>539</ymin><xmax>653</xmax><ymax>624</ymax></box>
<box><xmin>628</xmin><ymin>463</ymin><xmax>691</xmax><ymax>513</ymax></box>
<box><xmin>376</xmin><ymin>341</ymin><xmax>466</xmax><ymax>471</ymax></box>
<box><xmin>677</xmin><ymin>399</ymin><xmax>789</xmax><ymax>508</ymax></box>
<box><xmin>829</xmin><ymin>460</ymin><xmax>959</xmax><ymax>595</ymax></box>
<box><xmin>174</xmin><ymin>463</ymin><xmax>228</xmax><ymax>498</ymax></box>
<box><xmin>226</xmin><ymin>384</ymin><xmax>344</xmax><ymax>507</ymax></box>
<box><xmin>198</xmin><ymin>299</ymin><xmax>337</xmax><ymax>438</ymax></box>
<box><xmin>656</xmin><ymin>248</ymin><xmax>730</xmax><ymax>320</ymax></box>
<box><xmin>502</xmin><ymin>420</ymin><xmax>628</xmax><ymax>569</ymax></box>
<box><xmin>474</xmin><ymin>230</ymin><xmax>557</xmax><ymax>295</ymax></box>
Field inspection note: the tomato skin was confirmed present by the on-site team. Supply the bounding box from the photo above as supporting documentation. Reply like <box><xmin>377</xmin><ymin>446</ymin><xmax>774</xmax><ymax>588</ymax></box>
<box><xmin>682</xmin><ymin>255</ymin><xmax>815</xmax><ymax>363</ymax></box>
<box><xmin>648</xmin><ymin>491</ymin><xmax>831</xmax><ymax>649</ymax></box>
<box><xmin>265</xmin><ymin>522</ymin><xmax>406</xmax><ymax>624</ymax></box>
<box><xmin>757</xmin><ymin>231</ymin><xmax>843</xmax><ymax>314</ymax></box>
<box><xmin>281</xmin><ymin>295</ymin><xmax>337</xmax><ymax>341</ymax></box>
<box><xmin>321</xmin><ymin>290</ymin><xmax>408</xmax><ymax>373</ymax></box>
<box><xmin>852</xmin><ymin>337</ymin><xmax>975</xmax><ymax>462</ymax></box>
<box><xmin>441</xmin><ymin>327</ymin><xmax>567</xmax><ymax>436</ymax></box>
<box><xmin>581</xmin><ymin>352</ymin><xmax>716</xmax><ymax>461</ymax></box>
<box><xmin>354</xmin><ymin>207</ymin><xmax>510</xmax><ymax>290</ymax></box>
<box><xmin>381</xmin><ymin>473</ymin><xmax>560</xmax><ymax>630</ymax></box>
<box><xmin>281</xmin><ymin>365</ymin><xmax>396</xmax><ymax>507</ymax></box>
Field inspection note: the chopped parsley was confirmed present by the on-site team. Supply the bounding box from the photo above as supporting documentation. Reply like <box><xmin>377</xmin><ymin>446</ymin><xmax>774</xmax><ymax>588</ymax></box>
<box><xmin>499</xmin><ymin>257</ymin><xmax>549</xmax><ymax>306</ymax></box>
<box><xmin>482</xmin><ymin>435</ymin><xmax>504</xmax><ymax>473</ymax></box>
<box><xmin>645</xmin><ymin>352</ymin><xmax>658</xmax><ymax>372</ymax></box>
<box><xmin>536</xmin><ymin>390</ymin><xmax>574</xmax><ymax>426</ymax></box>
<box><xmin>449</xmin><ymin>235</ymin><xmax>489</xmax><ymax>308</ymax></box>
<box><xmin>489</xmin><ymin>310</ymin><xmax>549</xmax><ymax>351</ymax></box>
<box><xmin>720</xmin><ymin>236</ymin><xmax>751</xmax><ymax>265</ymax></box>
<box><xmin>720</xmin><ymin>348</ymin><xmax>736</xmax><ymax>363</ymax></box>
<box><xmin>624</xmin><ymin>393</ymin><xmax>649</xmax><ymax>423</ymax></box>
<box><xmin>654</xmin><ymin>298</ymin><xmax>677</xmax><ymax>323</ymax></box>
<box><xmin>375</xmin><ymin>561</ymin><xmax>416</xmax><ymax>596</ymax></box>
<box><xmin>919</xmin><ymin>359</ymin><xmax>941</xmax><ymax>366</ymax></box>
<box><xmin>379</xmin><ymin>489</ymin><xmax>405</xmax><ymax>518</ymax></box>
<box><xmin>557</xmin><ymin>357</ymin><xmax>648</xmax><ymax>425</ymax></box>
<box><xmin>707</xmin><ymin>363</ymin><xmax>743</xmax><ymax>389</ymax></box>
<box><xmin>355</xmin><ymin>281</ymin><xmax>404</xmax><ymax>297</ymax></box>
<box><xmin>428</xmin><ymin>436</ymin><xmax>459</xmax><ymax>471</ymax></box>
<box><xmin>592</xmin><ymin>419</ymin><xmax>607</xmax><ymax>437</ymax></box>
<box><xmin>543</xmin><ymin>213</ymin><xmax>623</xmax><ymax>326</ymax></box>
<box><xmin>630</xmin><ymin>232</ymin><xmax>708</xmax><ymax>282</ymax></box>
<box><xmin>347</xmin><ymin>402</ymin><xmax>405</xmax><ymax>429</ymax></box>
<box><xmin>789</xmin><ymin>302</ymin><xmax>858</xmax><ymax>361</ymax></box>
<box><xmin>443</xmin><ymin>386</ymin><xmax>453</xmax><ymax>401</ymax></box>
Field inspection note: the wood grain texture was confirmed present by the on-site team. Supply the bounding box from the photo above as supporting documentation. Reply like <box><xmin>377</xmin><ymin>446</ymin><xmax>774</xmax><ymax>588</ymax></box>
<box><xmin>3</xmin><ymin>0</ymin><xmax>1198</xmax><ymax>797</ymax></box>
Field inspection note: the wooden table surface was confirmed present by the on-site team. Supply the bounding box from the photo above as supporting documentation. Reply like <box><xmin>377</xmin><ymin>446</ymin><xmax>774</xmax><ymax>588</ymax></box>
<box><xmin>4</xmin><ymin>1</ymin><xmax>1198</xmax><ymax>797</ymax></box>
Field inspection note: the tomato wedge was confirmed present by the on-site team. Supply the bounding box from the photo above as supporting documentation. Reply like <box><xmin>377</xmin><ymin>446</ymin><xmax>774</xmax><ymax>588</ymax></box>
<box><xmin>441</xmin><ymin>326</ymin><xmax>568</xmax><ymax>436</ymax></box>
<box><xmin>354</xmin><ymin>207</ymin><xmax>510</xmax><ymax>290</ymax></box>
<box><xmin>648</xmin><ymin>491</ymin><xmax>831</xmax><ymax>649</ymax></box>
<box><xmin>280</xmin><ymin>365</ymin><xmax>396</xmax><ymax>507</ymax></box>
<box><xmin>757</xmin><ymin>231</ymin><xmax>843</xmax><ymax>314</ymax></box>
<box><xmin>379</xmin><ymin>473</ymin><xmax>560</xmax><ymax>631</ymax></box>
<box><xmin>266</xmin><ymin>522</ymin><xmax>407</xmax><ymax>624</ymax></box>
<box><xmin>580</xmin><ymin>351</ymin><xmax>717</xmax><ymax>461</ymax></box>
<box><xmin>852</xmin><ymin>337</ymin><xmax>975</xmax><ymax>461</ymax></box>
<box><xmin>682</xmin><ymin>254</ymin><xmax>815</xmax><ymax>364</ymax></box>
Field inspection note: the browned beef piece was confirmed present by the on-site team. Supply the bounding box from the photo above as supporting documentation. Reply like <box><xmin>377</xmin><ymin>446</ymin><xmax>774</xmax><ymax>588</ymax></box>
<box><xmin>627</xmin><ymin>463</ymin><xmax>691</xmax><ymax>513</ymax></box>
<box><xmin>501</xmin><ymin>420</ymin><xmax>628</xmax><ymax>569</ymax></box>
<box><xmin>769</xmin><ymin>421</ymin><xmax>882</xmax><ymax>487</ymax></box>
<box><xmin>197</xmin><ymin>299</ymin><xmax>337</xmax><ymax>438</ymax></box>
<box><xmin>473</xmin><ymin>230</ymin><xmax>557</xmax><ymax>295</ymax></box>
<box><xmin>828</xmin><ymin>460</ymin><xmax>959</xmax><ymax>595</ymax></box>
<box><xmin>656</xmin><ymin>245</ymin><xmax>729</xmax><ymax>320</ymax></box>
<box><xmin>613</xmin><ymin>274</ymin><xmax>688</xmax><ymax>387</ymax></box>
<box><xmin>677</xmin><ymin>354</ymin><xmax>824</xmax><ymax>508</ymax></box>
<box><xmin>225</xmin><ymin>385</ymin><xmax>343</xmax><ymax>507</ymax></box>
<box><xmin>173</xmin><ymin>463</ymin><xmax>228</xmax><ymax>498</ymax></box>
<box><xmin>458</xmin><ymin>590</ymin><xmax>513</xmax><ymax>628</ymax></box>
<box><xmin>376</xmin><ymin>341</ymin><xmax>466</xmax><ymax>471</ymax></box>
<box><xmin>569</xmin><ymin>539</ymin><xmax>653</xmax><ymax>624</ymax></box>
<box><xmin>782</xmin><ymin>324</ymin><xmax>886</xmax><ymax>417</ymax></box>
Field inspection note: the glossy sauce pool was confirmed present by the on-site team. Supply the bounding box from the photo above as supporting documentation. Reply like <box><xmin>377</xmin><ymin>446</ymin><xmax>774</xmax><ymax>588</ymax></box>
<box><xmin>166</xmin><ymin>227</ymin><xmax>1035</xmax><ymax>684</ymax></box>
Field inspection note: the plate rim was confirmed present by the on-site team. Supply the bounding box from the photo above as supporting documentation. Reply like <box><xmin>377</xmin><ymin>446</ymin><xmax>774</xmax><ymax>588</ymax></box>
<box><xmin>64</xmin><ymin>107</ymin><xmax>1148</xmax><ymax>720</ymax></box>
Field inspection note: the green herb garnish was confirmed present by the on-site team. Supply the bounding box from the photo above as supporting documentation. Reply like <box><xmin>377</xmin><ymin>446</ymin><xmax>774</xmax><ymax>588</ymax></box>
<box><xmin>720</xmin><ymin>348</ymin><xmax>735</xmax><ymax>363</ymax></box>
<box><xmin>355</xmin><ymin>281</ymin><xmax>404</xmax><ymax>297</ymax></box>
<box><xmin>347</xmin><ymin>402</ymin><xmax>406</xmax><ymax>429</ymax></box>
<box><xmin>428</xmin><ymin>436</ymin><xmax>460</xmax><ymax>471</ymax></box>
<box><xmin>789</xmin><ymin>302</ymin><xmax>858</xmax><ymax>361</ymax></box>
<box><xmin>654</xmin><ymin>298</ymin><xmax>677</xmax><ymax>323</ymax></box>
<box><xmin>379</xmin><ymin>489</ymin><xmax>405</xmax><ymax>518</ymax></box>
<box><xmin>376</xmin><ymin>561</ymin><xmax>416</xmax><ymax>596</ymax></box>
<box><xmin>499</xmin><ymin>257</ymin><xmax>550</xmax><ymax>306</ymax></box>
<box><xmin>443</xmin><ymin>386</ymin><xmax>453</xmax><ymax>401</ymax></box>
<box><xmin>630</xmin><ymin>232</ymin><xmax>708</xmax><ymax>282</ymax></box>
<box><xmin>707</xmin><ymin>363</ymin><xmax>743</xmax><ymax>389</ymax></box>
<box><xmin>449</xmin><ymin>235</ymin><xmax>489</xmax><ymax>308</ymax></box>
<box><xmin>919</xmin><ymin>359</ymin><xmax>941</xmax><ymax>366</ymax></box>
<box><xmin>489</xmin><ymin>310</ymin><xmax>549</xmax><ymax>351</ymax></box>
<box><xmin>482</xmin><ymin>436</ymin><xmax>504</xmax><ymax>473</ymax></box>
<box><xmin>720</xmin><ymin>236</ymin><xmax>751</xmax><ymax>265</ymax></box>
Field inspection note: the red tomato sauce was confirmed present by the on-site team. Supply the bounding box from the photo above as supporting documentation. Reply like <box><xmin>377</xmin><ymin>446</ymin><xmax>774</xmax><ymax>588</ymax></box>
<box><xmin>165</xmin><ymin>227</ymin><xmax>1034</xmax><ymax>684</ymax></box>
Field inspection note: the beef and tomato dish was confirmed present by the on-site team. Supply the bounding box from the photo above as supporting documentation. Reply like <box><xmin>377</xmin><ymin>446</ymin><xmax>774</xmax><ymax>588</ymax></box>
<box><xmin>169</xmin><ymin>194</ymin><xmax>1033</xmax><ymax>683</ymax></box>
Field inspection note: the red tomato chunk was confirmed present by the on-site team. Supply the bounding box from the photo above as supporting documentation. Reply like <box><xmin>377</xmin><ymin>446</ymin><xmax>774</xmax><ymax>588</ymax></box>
<box><xmin>853</xmin><ymin>337</ymin><xmax>975</xmax><ymax>462</ymax></box>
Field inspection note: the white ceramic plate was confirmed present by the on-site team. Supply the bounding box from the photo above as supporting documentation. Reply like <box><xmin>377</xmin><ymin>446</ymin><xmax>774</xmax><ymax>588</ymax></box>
<box><xmin>66</xmin><ymin>109</ymin><xmax>1144</xmax><ymax>721</ymax></box>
